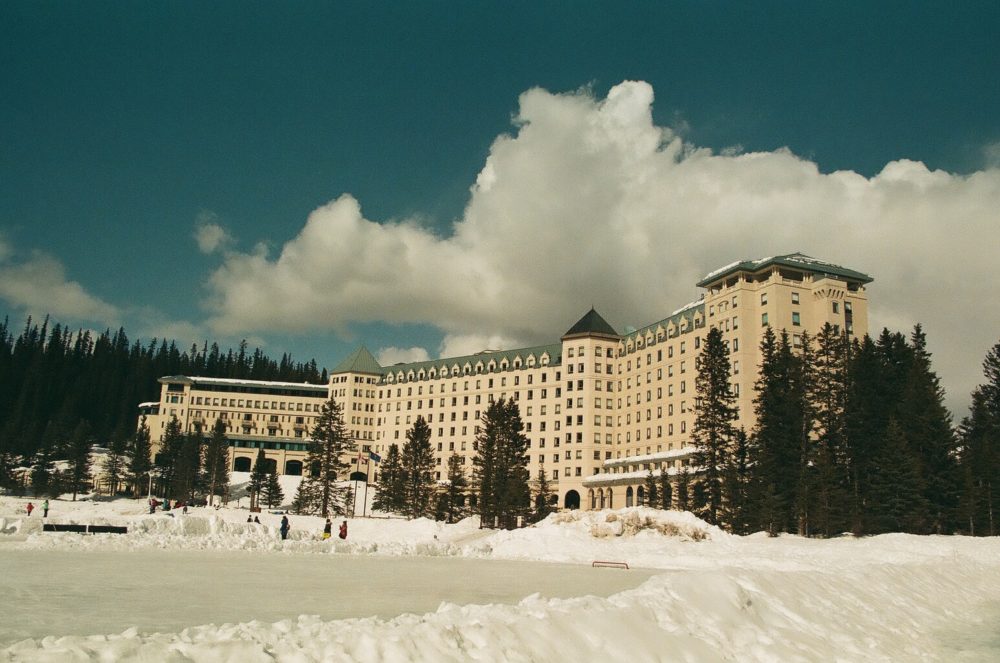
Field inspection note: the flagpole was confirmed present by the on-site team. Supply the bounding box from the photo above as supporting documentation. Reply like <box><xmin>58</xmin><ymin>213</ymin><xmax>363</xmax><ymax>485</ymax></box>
<box><xmin>351</xmin><ymin>448</ymin><xmax>360</xmax><ymax>517</ymax></box>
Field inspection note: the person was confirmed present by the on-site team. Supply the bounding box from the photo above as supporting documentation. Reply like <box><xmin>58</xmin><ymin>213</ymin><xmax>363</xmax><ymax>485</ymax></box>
<box><xmin>338</xmin><ymin>520</ymin><xmax>348</xmax><ymax>540</ymax></box>
<box><xmin>280</xmin><ymin>515</ymin><xmax>290</xmax><ymax>540</ymax></box>
<box><xmin>182</xmin><ymin>502</ymin><xmax>188</xmax><ymax>514</ymax></box>
<box><xmin>42</xmin><ymin>499</ymin><xmax>49</xmax><ymax>518</ymax></box>
<box><xmin>26</xmin><ymin>502</ymin><xmax>34</xmax><ymax>517</ymax></box>
<box><xmin>253</xmin><ymin>516</ymin><xmax>260</xmax><ymax>524</ymax></box>
<box><xmin>247</xmin><ymin>515</ymin><xmax>253</xmax><ymax>523</ymax></box>
<box><xmin>323</xmin><ymin>518</ymin><xmax>332</xmax><ymax>540</ymax></box>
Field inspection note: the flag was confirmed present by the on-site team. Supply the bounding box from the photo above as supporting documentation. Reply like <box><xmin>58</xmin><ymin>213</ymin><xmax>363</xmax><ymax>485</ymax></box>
<box><xmin>369</xmin><ymin>451</ymin><xmax>382</xmax><ymax>464</ymax></box>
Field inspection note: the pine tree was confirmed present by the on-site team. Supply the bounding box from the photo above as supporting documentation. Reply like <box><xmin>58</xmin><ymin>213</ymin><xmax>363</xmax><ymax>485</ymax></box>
<box><xmin>809</xmin><ymin>324</ymin><xmax>851</xmax><ymax>537</ymax></box>
<box><xmin>156</xmin><ymin>416</ymin><xmax>184</xmax><ymax>500</ymax></box>
<box><xmin>67</xmin><ymin>419</ymin><xmax>93</xmax><ymax>501</ymax></box>
<box><xmin>372</xmin><ymin>443</ymin><xmax>404</xmax><ymax>514</ymax></box>
<box><xmin>248</xmin><ymin>447</ymin><xmax>268</xmax><ymax>510</ymax></box>
<box><xmin>260</xmin><ymin>471</ymin><xmax>284</xmax><ymax>509</ymax></box>
<box><xmin>203</xmin><ymin>418</ymin><xmax>230</xmax><ymax>506</ymax></box>
<box><xmin>690</xmin><ymin>327</ymin><xmax>737</xmax><ymax>527</ymax></box>
<box><xmin>957</xmin><ymin>339</ymin><xmax>1000</xmax><ymax>535</ymax></box>
<box><xmin>676</xmin><ymin>465</ymin><xmax>690</xmax><ymax>512</ymax></box>
<box><xmin>291</xmin><ymin>478</ymin><xmax>320</xmax><ymax>515</ymax></box>
<box><xmin>128</xmin><ymin>416</ymin><xmax>153</xmax><ymax>498</ymax></box>
<box><xmin>473</xmin><ymin>398</ymin><xmax>530</xmax><ymax>529</ymax></box>
<box><xmin>401</xmin><ymin>416</ymin><xmax>435</xmax><ymax>519</ymax></box>
<box><xmin>867</xmin><ymin>419</ymin><xmax>927</xmax><ymax>533</ymax></box>
<box><xmin>171</xmin><ymin>426</ymin><xmax>203</xmax><ymax>502</ymax></box>
<box><xmin>299</xmin><ymin>397</ymin><xmax>352</xmax><ymax>516</ymax></box>
<box><xmin>722</xmin><ymin>428</ymin><xmax>751</xmax><ymax>533</ymax></box>
<box><xmin>532</xmin><ymin>464</ymin><xmax>555</xmax><ymax>522</ymax></box>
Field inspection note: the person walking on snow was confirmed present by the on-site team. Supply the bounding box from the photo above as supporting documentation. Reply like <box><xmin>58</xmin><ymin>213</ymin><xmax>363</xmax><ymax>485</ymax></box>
<box><xmin>323</xmin><ymin>519</ymin><xmax>332</xmax><ymax>540</ymax></box>
<box><xmin>339</xmin><ymin>520</ymin><xmax>348</xmax><ymax>540</ymax></box>
<box><xmin>42</xmin><ymin>499</ymin><xmax>49</xmax><ymax>518</ymax></box>
<box><xmin>280</xmin><ymin>515</ymin><xmax>290</xmax><ymax>540</ymax></box>
<box><xmin>26</xmin><ymin>502</ymin><xmax>34</xmax><ymax>516</ymax></box>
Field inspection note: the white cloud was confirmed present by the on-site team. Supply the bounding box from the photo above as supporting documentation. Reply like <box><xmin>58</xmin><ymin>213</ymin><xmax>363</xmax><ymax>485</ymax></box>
<box><xmin>377</xmin><ymin>346</ymin><xmax>431</xmax><ymax>366</ymax></box>
<box><xmin>202</xmin><ymin>81</ymin><xmax>1000</xmax><ymax>415</ymax></box>
<box><xmin>194</xmin><ymin>212</ymin><xmax>234</xmax><ymax>254</ymax></box>
<box><xmin>0</xmin><ymin>246</ymin><xmax>120</xmax><ymax>323</ymax></box>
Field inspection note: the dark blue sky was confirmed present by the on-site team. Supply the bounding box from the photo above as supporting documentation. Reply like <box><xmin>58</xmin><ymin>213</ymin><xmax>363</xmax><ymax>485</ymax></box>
<box><xmin>2</xmin><ymin>1</ymin><xmax>999</xmax><ymax>372</ymax></box>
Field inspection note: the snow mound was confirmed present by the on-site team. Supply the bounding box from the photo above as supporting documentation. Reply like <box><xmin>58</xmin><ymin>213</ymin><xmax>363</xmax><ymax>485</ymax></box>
<box><xmin>548</xmin><ymin>506</ymin><xmax>723</xmax><ymax>541</ymax></box>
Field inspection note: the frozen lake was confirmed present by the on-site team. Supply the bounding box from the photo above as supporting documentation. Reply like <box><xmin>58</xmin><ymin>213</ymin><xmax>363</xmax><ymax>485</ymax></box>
<box><xmin>0</xmin><ymin>549</ymin><xmax>655</xmax><ymax>644</ymax></box>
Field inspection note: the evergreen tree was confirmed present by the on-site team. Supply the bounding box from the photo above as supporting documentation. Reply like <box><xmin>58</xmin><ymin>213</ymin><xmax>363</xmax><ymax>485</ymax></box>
<box><xmin>722</xmin><ymin>428</ymin><xmax>751</xmax><ymax>534</ymax></box>
<box><xmin>104</xmin><ymin>430</ymin><xmax>128</xmax><ymax>496</ymax></box>
<box><xmin>867</xmin><ymin>419</ymin><xmax>927</xmax><ymax>533</ymax></box>
<box><xmin>473</xmin><ymin>397</ymin><xmax>530</xmax><ymax>529</ymax></box>
<box><xmin>372</xmin><ymin>443</ymin><xmax>405</xmax><ymax>514</ymax></box>
<box><xmin>957</xmin><ymin>340</ymin><xmax>1000</xmax><ymax>535</ymax></box>
<box><xmin>156</xmin><ymin>416</ymin><xmax>184</xmax><ymax>499</ymax></box>
<box><xmin>248</xmin><ymin>447</ymin><xmax>268</xmax><ymax>510</ymax></box>
<box><xmin>690</xmin><ymin>327</ymin><xmax>737</xmax><ymax>527</ymax></box>
<box><xmin>644</xmin><ymin>467</ymin><xmax>658</xmax><ymax>507</ymax></box>
<box><xmin>128</xmin><ymin>416</ymin><xmax>153</xmax><ymax>498</ymax></box>
<box><xmin>675</xmin><ymin>465</ymin><xmax>690</xmax><ymax>512</ymax></box>
<box><xmin>66</xmin><ymin>419</ymin><xmax>93</xmax><ymax>501</ymax></box>
<box><xmin>401</xmin><ymin>416</ymin><xmax>435</xmax><ymax>519</ymax></box>
<box><xmin>299</xmin><ymin>397</ymin><xmax>352</xmax><ymax>516</ymax></box>
<box><xmin>898</xmin><ymin>325</ymin><xmax>958</xmax><ymax>533</ymax></box>
<box><xmin>809</xmin><ymin>324</ymin><xmax>851</xmax><ymax>537</ymax></box>
<box><xmin>441</xmin><ymin>452</ymin><xmax>469</xmax><ymax>523</ymax></box>
<box><xmin>171</xmin><ymin>426</ymin><xmax>203</xmax><ymax>502</ymax></box>
<box><xmin>658</xmin><ymin>464</ymin><xmax>673</xmax><ymax>510</ymax></box>
<box><xmin>260</xmin><ymin>471</ymin><xmax>285</xmax><ymax>509</ymax></box>
<box><xmin>291</xmin><ymin>477</ymin><xmax>320</xmax><ymax>515</ymax></box>
<box><xmin>203</xmin><ymin>418</ymin><xmax>230</xmax><ymax>506</ymax></box>
<box><xmin>31</xmin><ymin>439</ymin><xmax>57</xmax><ymax>498</ymax></box>
<box><xmin>532</xmin><ymin>464</ymin><xmax>554</xmax><ymax>522</ymax></box>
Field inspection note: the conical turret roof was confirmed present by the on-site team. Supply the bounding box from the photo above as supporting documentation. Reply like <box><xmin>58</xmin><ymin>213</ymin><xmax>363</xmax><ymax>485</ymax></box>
<box><xmin>331</xmin><ymin>346</ymin><xmax>383</xmax><ymax>375</ymax></box>
<box><xmin>562</xmin><ymin>308</ymin><xmax>619</xmax><ymax>340</ymax></box>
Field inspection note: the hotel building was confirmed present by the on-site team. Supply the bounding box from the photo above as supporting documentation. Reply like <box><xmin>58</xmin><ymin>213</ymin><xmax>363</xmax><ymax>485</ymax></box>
<box><xmin>141</xmin><ymin>253</ymin><xmax>871</xmax><ymax>511</ymax></box>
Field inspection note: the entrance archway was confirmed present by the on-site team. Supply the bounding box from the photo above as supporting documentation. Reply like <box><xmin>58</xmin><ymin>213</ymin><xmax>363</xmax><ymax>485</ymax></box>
<box><xmin>563</xmin><ymin>490</ymin><xmax>581</xmax><ymax>510</ymax></box>
<box><xmin>233</xmin><ymin>457</ymin><xmax>251</xmax><ymax>472</ymax></box>
<box><xmin>284</xmin><ymin>460</ymin><xmax>303</xmax><ymax>476</ymax></box>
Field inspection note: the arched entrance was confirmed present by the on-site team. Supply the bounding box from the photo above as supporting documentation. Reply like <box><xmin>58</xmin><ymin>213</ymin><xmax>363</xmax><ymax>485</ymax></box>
<box><xmin>637</xmin><ymin>485</ymin><xmax>645</xmax><ymax>506</ymax></box>
<box><xmin>284</xmin><ymin>460</ymin><xmax>303</xmax><ymax>476</ymax></box>
<box><xmin>233</xmin><ymin>456</ymin><xmax>251</xmax><ymax>472</ymax></box>
<box><xmin>626</xmin><ymin>486</ymin><xmax>634</xmax><ymax>507</ymax></box>
<box><xmin>563</xmin><ymin>490</ymin><xmax>581</xmax><ymax>510</ymax></box>
<box><xmin>349</xmin><ymin>470</ymin><xmax>367</xmax><ymax>482</ymax></box>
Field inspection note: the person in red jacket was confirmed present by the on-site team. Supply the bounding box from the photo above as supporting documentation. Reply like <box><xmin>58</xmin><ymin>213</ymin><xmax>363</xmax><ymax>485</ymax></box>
<box><xmin>338</xmin><ymin>520</ymin><xmax>348</xmax><ymax>540</ymax></box>
<box><xmin>26</xmin><ymin>502</ymin><xmax>34</xmax><ymax>516</ymax></box>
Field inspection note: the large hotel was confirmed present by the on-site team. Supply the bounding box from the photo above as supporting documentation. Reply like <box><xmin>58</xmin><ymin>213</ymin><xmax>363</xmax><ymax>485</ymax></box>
<box><xmin>140</xmin><ymin>254</ymin><xmax>872</xmax><ymax>511</ymax></box>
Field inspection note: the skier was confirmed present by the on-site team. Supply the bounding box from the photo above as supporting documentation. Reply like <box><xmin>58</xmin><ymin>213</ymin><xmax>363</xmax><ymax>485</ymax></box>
<box><xmin>339</xmin><ymin>520</ymin><xmax>348</xmax><ymax>540</ymax></box>
<box><xmin>26</xmin><ymin>502</ymin><xmax>34</xmax><ymax>517</ymax></box>
<box><xmin>42</xmin><ymin>499</ymin><xmax>49</xmax><ymax>518</ymax></box>
<box><xmin>280</xmin><ymin>515</ymin><xmax>290</xmax><ymax>540</ymax></box>
<box><xmin>323</xmin><ymin>518</ymin><xmax>332</xmax><ymax>540</ymax></box>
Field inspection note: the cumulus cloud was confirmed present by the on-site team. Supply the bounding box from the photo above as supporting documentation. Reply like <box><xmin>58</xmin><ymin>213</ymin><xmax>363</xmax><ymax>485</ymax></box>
<box><xmin>0</xmin><ymin>243</ymin><xmax>120</xmax><ymax>323</ymax></box>
<box><xmin>377</xmin><ymin>346</ymin><xmax>431</xmax><ymax>366</ymax></box>
<box><xmin>202</xmin><ymin>80</ymin><xmax>1000</xmax><ymax>415</ymax></box>
<box><xmin>194</xmin><ymin>211</ymin><xmax>234</xmax><ymax>254</ymax></box>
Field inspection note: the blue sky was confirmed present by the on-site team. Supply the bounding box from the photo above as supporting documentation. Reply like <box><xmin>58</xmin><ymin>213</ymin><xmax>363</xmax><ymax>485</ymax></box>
<box><xmin>2</xmin><ymin>2</ymin><xmax>999</xmax><ymax>413</ymax></box>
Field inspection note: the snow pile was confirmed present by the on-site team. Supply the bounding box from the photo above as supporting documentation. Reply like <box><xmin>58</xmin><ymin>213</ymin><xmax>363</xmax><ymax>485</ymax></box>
<box><xmin>550</xmin><ymin>506</ymin><xmax>722</xmax><ymax>541</ymax></box>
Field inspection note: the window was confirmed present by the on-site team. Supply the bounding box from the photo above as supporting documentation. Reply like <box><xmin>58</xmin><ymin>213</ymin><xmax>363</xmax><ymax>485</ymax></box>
<box><xmin>791</xmin><ymin>292</ymin><xmax>800</xmax><ymax>305</ymax></box>
<box><xmin>761</xmin><ymin>293</ymin><xmax>768</xmax><ymax>306</ymax></box>
<box><xmin>792</xmin><ymin>312</ymin><xmax>801</xmax><ymax>326</ymax></box>
<box><xmin>762</xmin><ymin>312</ymin><xmax>769</xmax><ymax>326</ymax></box>
<box><xmin>833</xmin><ymin>301</ymin><xmax>840</xmax><ymax>314</ymax></box>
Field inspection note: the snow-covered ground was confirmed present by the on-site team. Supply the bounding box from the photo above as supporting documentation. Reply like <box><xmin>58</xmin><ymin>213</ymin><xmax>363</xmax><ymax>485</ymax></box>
<box><xmin>2</xmin><ymin>495</ymin><xmax>999</xmax><ymax>661</ymax></box>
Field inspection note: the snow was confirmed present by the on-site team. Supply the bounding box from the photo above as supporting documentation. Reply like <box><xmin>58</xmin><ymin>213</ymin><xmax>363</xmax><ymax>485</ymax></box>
<box><xmin>2</xmin><ymin>496</ymin><xmax>1000</xmax><ymax>661</ymax></box>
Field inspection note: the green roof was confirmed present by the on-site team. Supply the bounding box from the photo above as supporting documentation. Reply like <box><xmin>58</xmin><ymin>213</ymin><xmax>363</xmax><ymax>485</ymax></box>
<box><xmin>562</xmin><ymin>308</ymin><xmax>619</xmax><ymax>339</ymax></box>
<box><xmin>697</xmin><ymin>253</ymin><xmax>873</xmax><ymax>287</ymax></box>
<box><xmin>331</xmin><ymin>346</ymin><xmax>384</xmax><ymax>375</ymax></box>
<box><xmin>381</xmin><ymin>342</ymin><xmax>563</xmax><ymax>383</ymax></box>
<box><xmin>622</xmin><ymin>300</ymin><xmax>705</xmax><ymax>345</ymax></box>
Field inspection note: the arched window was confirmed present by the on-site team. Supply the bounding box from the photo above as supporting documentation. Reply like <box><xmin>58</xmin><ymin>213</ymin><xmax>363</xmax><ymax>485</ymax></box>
<box><xmin>636</xmin><ymin>485</ymin><xmax>645</xmax><ymax>506</ymax></box>
<box><xmin>626</xmin><ymin>486</ymin><xmax>634</xmax><ymax>507</ymax></box>
<box><xmin>262</xmin><ymin>458</ymin><xmax>277</xmax><ymax>474</ymax></box>
<box><xmin>564</xmin><ymin>490</ymin><xmax>580</xmax><ymax>510</ymax></box>
<box><xmin>285</xmin><ymin>460</ymin><xmax>303</xmax><ymax>476</ymax></box>
<box><xmin>233</xmin><ymin>456</ymin><xmax>252</xmax><ymax>472</ymax></box>
<box><xmin>607</xmin><ymin>488</ymin><xmax>613</xmax><ymax>509</ymax></box>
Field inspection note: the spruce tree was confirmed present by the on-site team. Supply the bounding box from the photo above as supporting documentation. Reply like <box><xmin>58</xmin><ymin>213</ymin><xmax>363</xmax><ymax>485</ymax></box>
<box><xmin>156</xmin><ymin>416</ymin><xmax>184</xmax><ymax>500</ymax></box>
<box><xmin>690</xmin><ymin>327</ymin><xmax>737</xmax><ymax>527</ymax></box>
<box><xmin>203</xmin><ymin>418</ymin><xmax>230</xmax><ymax>506</ymax></box>
<box><xmin>532</xmin><ymin>464</ymin><xmax>554</xmax><ymax>522</ymax></box>
<box><xmin>401</xmin><ymin>416</ymin><xmax>435</xmax><ymax>519</ymax></box>
<box><xmin>128</xmin><ymin>416</ymin><xmax>153</xmax><ymax>498</ymax></box>
<box><xmin>248</xmin><ymin>447</ymin><xmax>268</xmax><ymax>510</ymax></box>
<box><xmin>372</xmin><ymin>443</ymin><xmax>404</xmax><ymax>514</ymax></box>
<box><xmin>675</xmin><ymin>465</ymin><xmax>690</xmax><ymax>512</ymax></box>
<box><xmin>260</xmin><ymin>470</ymin><xmax>284</xmax><ymax>509</ymax></box>
<box><xmin>104</xmin><ymin>431</ymin><xmax>128</xmax><ymax>496</ymax></box>
<box><xmin>658</xmin><ymin>464</ymin><xmax>673</xmax><ymax>509</ymax></box>
<box><xmin>722</xmin><ymin>428</ymin><xmax>751</xmax><ymax>534</ymax></box>
<box><xmin>957</xmin><ymin>340</ymin><xmax>1000</xmax><ymax>535</ymax></box>
<box><xmin>867</xmin><ymin>419</ymin><xmax>927</xmax><ymax>533</ymax></box>
<box><xmin>809</xmin><ymin>324</ymin><xmax>851</xmax><ymax>537</ymax></box>
<box><xmin>66</xmin><ymin>419</ymin><xmax>93</xmax><ymax>501</ymax></box>
<box><xmin>299</xmin><ymin>397</ymin><xmax>352</xmax><ymax>516</ymax></box>
<box><xmin>473</xmin><ymin>397</ymin><xmax>530</xmax><ymax>529</ymax></box>
<box><xmin>442</xmin><ymin>452</ymin><xmax>469</xmax><ymax>523</ymax></box>
<box><xmin>644</xmin><ymin>467</ymin><xmax>658</xmax><ymax>507</ymax></box>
